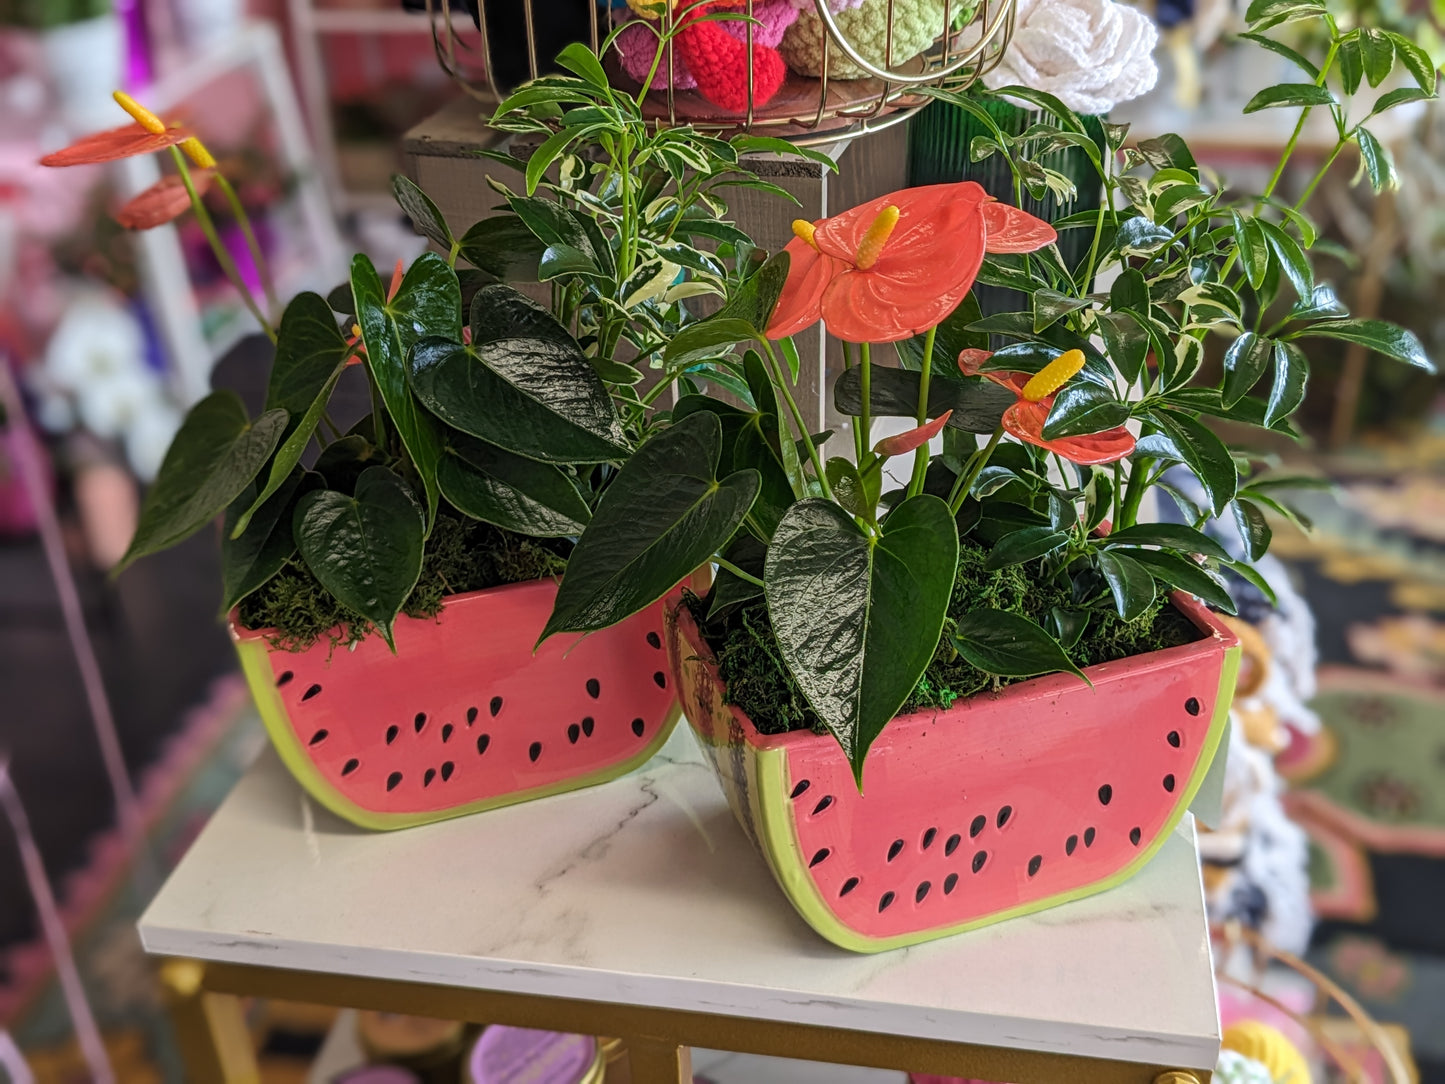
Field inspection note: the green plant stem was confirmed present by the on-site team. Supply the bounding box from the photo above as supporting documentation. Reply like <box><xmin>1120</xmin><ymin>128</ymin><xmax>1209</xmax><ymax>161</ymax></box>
<box><xmin>1112</xmin><ymin>461</ymin><xmax>1123</xmax><ymax>528</ymax></box>
<box><xmin>758</xmin><ymin>338</ymin><xmax>833</xmax><ymax>502</ymax></box>
<box><xmin>949</xmin><ymin>425</ymin><xmax>1003</xmax><ymax>515</ymax></box>
<box><xmin>1293</xmin><ymin>139</ymin><xmax>1348</xmax><ymax>211</ymax></box>
<box><xmin>859</xmin><ymin>341</ymin><xmax>873</xmax><ymax>461</ymax></box>
<box><xmin>843</xmin><ymin>341</ymin><xmax>865</xmax><ymax>463</ymax></box>
<box><xmin>169</xmin><ymin>147</ymin><xmax>276</xmax><ymax>344</ymax></box>
<box><xmin>213</xmin><ymin>173</ymin><xmax>277</xmax><ymax>316</ymax></box>
<box><xmin>1118</xmin><ymin>454</ymin><xmax>1154</xmax><ymax>529</ymax></box>
<box><xmin>714</xmin><ymin>555</ymin><xmax>765</xmax><ymax>587</ymax></box>
<box><xmin>1256</xmin><ymin>29</ymin><xmax>1340</xmax><ymax>212</ymax></box>
<box><xmin>1079</xmin><ymin>152</ymin><xmax>1114</xmax><ymax>292</ymax></box>
<box><xmin>908</xmin><ymin>325</ymin><xmax>937</xmax><ymax>498</ymax></box>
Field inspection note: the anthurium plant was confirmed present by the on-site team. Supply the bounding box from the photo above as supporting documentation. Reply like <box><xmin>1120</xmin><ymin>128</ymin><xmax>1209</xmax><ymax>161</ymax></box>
<box><xmin>537</xmin><ymin>0</ymin><xmax>1438</xmax><ymax>783</ymax></box>
<box><xmin>50</xmin><ymin>37</ymin><xmax>821</xmax><ymax>650</ymax></box>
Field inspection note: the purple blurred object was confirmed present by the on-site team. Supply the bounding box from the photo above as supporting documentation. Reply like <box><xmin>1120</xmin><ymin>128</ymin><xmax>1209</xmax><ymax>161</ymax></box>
<box><xmin>0</xmin><ymin>399</ymin><xmax>51</xmax><ymax>537</ymax></box>
<box><xmin>470</xmin><ymin>1026</ymin><xmax>598</xmax><ymax>1083</ymax></box>
<box><xmin>334</xmin><ymin>1068</ymin><xmax>420</xmax><ymax>1084</ymax></box>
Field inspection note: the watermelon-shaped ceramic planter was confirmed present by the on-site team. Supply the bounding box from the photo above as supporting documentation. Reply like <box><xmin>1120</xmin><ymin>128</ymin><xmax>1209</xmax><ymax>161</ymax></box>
<box><xmin>670</xmin><ymin>595</ymin><xmax>1240</xmax><ymax>952</ymax></box>
<box><xmin>233</xmin><ymin>579</ymin><xmax>680</xmax><ymax>830</ymax></box>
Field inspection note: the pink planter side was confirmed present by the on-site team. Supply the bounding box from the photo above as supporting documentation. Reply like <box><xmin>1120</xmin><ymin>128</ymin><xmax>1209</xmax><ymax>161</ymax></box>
<box><xmin>235</xmin><ymin>579</ymin><xmax>680</xmax><ymax>830</ymax></box>
<box><xmin>670</xmin><ymin>594</ymin><xmax>1241</xmax><ymax>952</ymax></box>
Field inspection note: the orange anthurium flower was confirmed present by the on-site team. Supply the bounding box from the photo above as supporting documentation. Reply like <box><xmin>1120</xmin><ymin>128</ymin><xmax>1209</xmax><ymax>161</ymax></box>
<box><xmin>113</xmin><ymin>170</ymin><xmax>215</xmax><ymax>230</ymax></box>
<box><xmin>40</xmin><ymin>122</ymin><xmax>195</xmax><ymax>167</ymax></box>
<box><xmin>344</xmin><ymin>259</ymin><xmax>409</xmax><ymax>365</ymax></box>
<box><xmin>874</xmin><ymin>410</ymin><xmax>952</xmax><ymax>457</ymax></box>
<box><xmin>765</xmin><ymin>181</ymin><xmax>1057</xmax><ymax>344</ymax></box>
<box><xmin>958</xmin><ymin>348</ymin><xmax>1135</xmax><ymax>466</ymax></box>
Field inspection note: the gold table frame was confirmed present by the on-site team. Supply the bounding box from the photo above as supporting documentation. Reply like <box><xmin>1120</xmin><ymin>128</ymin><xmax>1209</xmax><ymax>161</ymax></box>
<box><xmin>159</xmin><ymin>958</ymin><xmax>1210</xmax><ymax>1084</ymax></box>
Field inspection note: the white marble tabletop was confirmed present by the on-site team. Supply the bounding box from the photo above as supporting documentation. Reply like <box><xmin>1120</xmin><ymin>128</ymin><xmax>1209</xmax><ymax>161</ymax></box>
<box><xmin>139</xmin><ymin>727</ymin><xmax>1220</xmax><ymax>1070</ymax></box>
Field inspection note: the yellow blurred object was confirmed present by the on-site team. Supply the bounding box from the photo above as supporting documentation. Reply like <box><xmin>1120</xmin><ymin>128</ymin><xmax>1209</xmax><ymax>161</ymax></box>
<box><xmin>626</xmin><ymin>0</ymin><xmax>676</xmax><ymax>17</ymax></box>
<box><xmin>180</xmin><ymin>136</ymin><xmax>217</xmax><ymax>170</ymax></box>
<box><xmin>112</xmin><ymin>89</ymin><xmax>166</xmax><ymax>134</ymax></box>
<box><xmin>1222</xmin><ymin>1021</ymin><xmax>1313</xmax><ymax>1084</ymax></box>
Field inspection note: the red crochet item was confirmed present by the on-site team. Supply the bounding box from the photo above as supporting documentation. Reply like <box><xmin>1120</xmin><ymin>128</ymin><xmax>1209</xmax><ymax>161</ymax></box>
<box><xmin>675</xmin><ymin>1</ymin><xmax>787</xmax><ymax>112</ymax></box>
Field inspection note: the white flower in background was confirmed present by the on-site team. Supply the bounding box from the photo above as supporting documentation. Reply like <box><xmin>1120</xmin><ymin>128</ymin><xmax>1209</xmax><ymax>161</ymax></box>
<box><xmin>124</xmin><ymin>398</ymin><xmax>182</xmax><ymax>482</ymax></box>
<box><xmin>984</xmin><ymin>0</ymin><xmax>1159</xmax><ymax>114</ymax></box>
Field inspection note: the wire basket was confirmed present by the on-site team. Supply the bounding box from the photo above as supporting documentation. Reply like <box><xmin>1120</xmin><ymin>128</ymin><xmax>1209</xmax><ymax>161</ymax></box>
<box><xmin>424</xmin><ymin>0</ymin><xmax>1018</xmax><ymax>144</ymax></box>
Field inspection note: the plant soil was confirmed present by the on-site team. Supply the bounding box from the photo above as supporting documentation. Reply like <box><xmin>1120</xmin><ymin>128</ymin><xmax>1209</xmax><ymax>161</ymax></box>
<box><xmin>689</xmin><ymin>540</ymin><xmax>1202</xmax><ymax>736</ymax></box>
<box><xmin>237</xmin><ymin>513</ymin><xmax>570</xmax><ymax>652</ymax></box>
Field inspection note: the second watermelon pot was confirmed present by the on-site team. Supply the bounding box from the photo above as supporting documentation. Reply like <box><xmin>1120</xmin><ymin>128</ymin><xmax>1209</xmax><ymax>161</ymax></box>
<box><xmin>234</xmin><ymin>579</ymin><xmax>682</xmax><ymax>831</ymax></box>
<box><xmin>668</xmin><ymin>594</ymin><xmax>1241</xmax><ymax>953</ymax></box>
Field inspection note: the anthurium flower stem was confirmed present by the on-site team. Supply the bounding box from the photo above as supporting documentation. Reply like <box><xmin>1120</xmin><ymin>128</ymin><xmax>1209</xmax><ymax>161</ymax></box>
<box><xmin>1118</xmin><ymin>454</ymin><xmax>1154</xmax><ymax>529</ymax></box>
<box><xmin>949</xmin><ymin>424</ymin><xmax>1004</xmax><ymax>515</ymax></box>
<box><xmin>714</xmin><ymin>555</ymin><xmax>765</xmax><ymax>587</ymax></box>
<box><xmin>907</xmin><ymin>325</ymin><xmax>938</xmax><ymax>498</ymax></box>
<box><xmin>212</xmin><ymin>173</ymin><xmax>277</xmax><ymax>315</ymax></box>
<box><xmin>168</xmin><ymin>146</ymin><xmax>276</xmax><ymax>343</ymax></box>
<box><xmin>859</xmin><ymin>341</ymin><xmax>872</xmax><ymax>463</ymax></box>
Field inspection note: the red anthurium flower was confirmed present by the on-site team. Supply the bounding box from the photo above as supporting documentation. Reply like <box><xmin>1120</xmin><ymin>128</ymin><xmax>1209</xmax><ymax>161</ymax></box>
<box><xmin>959</xmin><ymin>348</ymin><xmax>1135</xmax><ymax>466</ymax></box>
<box><xmin>113</xmin><ymin>170</ymin><xmax>216</xmax><ymax>230</ymax></box>
<box><xmin>873</xmin><ymin>410</ymin><xmax>952</xmax><ymax>457</ymax></box>
<box><xmin>766</xmin><ymin>181</ymin><xmax>1057</xmax><ymax>344</ymax></box>
<box><xmin>40</xmin><ymin>122</ymin><xmax>195</xmax><ymax>168</ymax></box>
<box><xmin>345</xmin><ymin>259</ymin><xmax>408</xmax><ymax>365</ymax></box>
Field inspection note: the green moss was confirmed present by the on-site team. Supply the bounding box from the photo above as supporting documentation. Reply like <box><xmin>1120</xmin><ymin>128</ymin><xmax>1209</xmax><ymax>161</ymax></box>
<box><xmin>694</xmin><ymin>539</ymin><xmax>1200</xmax><ymax>734</ymax></box>
<box><xmin>237</xmin><ymin>513</ymin><xmax>569</xmax><ymax>653</ymax></box>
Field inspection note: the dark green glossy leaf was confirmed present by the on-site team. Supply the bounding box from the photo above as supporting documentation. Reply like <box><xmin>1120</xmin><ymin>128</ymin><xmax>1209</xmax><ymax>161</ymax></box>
<box><xmin>539</xmin><ymin>244</ymin><xmax>601</xmax><ymax>280</ymax></box>
<box><xmin>1101</xmin><ymin>523</ymin><xmax>1232</xmax><ymax>561</ymax></box>
<box><xmin>708</xmin><ymin>533</ymin><xmax>767</xmax><ymax>619</ymax></box>
<box><xmin>120</xmin><ymin>392</ymin><xmax>288</xmax><ymax>569</ymax></box>
<box><xmin>293</xmin><ymin>466</ymin><xmax>425</xmax><ymax>649</ymax></box>
<box><xmin>1266</xmin><ymin>341</ymin><xmax>1310</xmax><ymax>427</ymax></box>
<box><xmin>541</xmin><ymin>411</ymin><xmax>760</xmax><ymax>639</ymax></box>
<box><xmin>1244</xmin><ymin>84</ymin><xmax>1336</xmax><ymax>113</ymax></box>
<box><xmin>1033</xmin><ymin>290</ymin><xmax>1091</xmax><ymax>333</ymax></box>
<box><xmin>1097</xmin><ymin>310</ymin><xmax>1149</xmax><ymax>385</ymax></box>
<box><xmin>950</xmin><ymin>609</ymin><xmax>1087</xmax><ymax>682</ymax></box>
<box><xmin>826</xmin><ymin>456</ymin><xmax>881</xmax><ymax>519</ymax></box>
<box><xmin>1356</xmin><ymin>128</ymin><xmax>1398</xmax><ymax>192</ymax></box>
<box><xmin>1115</xmin><ymin>216</ymin><xmax>1176</xmax><ymax>255</ymax></box>
<box><xmin>971</xmin><ymin>465</ymin><xmax>1022</xmax><ymax>498</ymax></box>
<box><xmin>1258</xmin><ymin>220</ymin><xmax>1312</xmax><ymax>297</ymax></box>
<box><xmin>1339</xmin><ymin>36</ymin><xmax>1365</xmax><ymax>95</ymax></box>
<box><xmin>1110</xmin><ymin>268</ymin><xmax>1150</xmax><ymax>317</ymax></box>
<box><xmin>984</xmin><ymin>526</ymin><xmax>1069</xmax><ymax>569</ymax></box>
<box><xmin>766</xmin><ymin>495</ymin><xmax>958</xmax><ymax>783</ymax></box>
<box><xmin>1366</xmin><ymin>86</ymin><xmax>1432</xmax><ymax>121</ymax></box>
<box><xmin>392</xmin><ymin>174</ymin><xmax>453</xmax><ymax>250</ymax></box>
<box><xmin>1389</xmin><ymin>32</ymin><xmax>1437</xmax><ymax>94</ymax></box>
<box><xmin>409</xmin><ymin>337</ymin><xmax>627</xmax><ymax>464</ymax></box>
<box><xmin>1135</xmin><ymin>133</ymin><xmax>1198</xmax><ymax>175</ymax></box>
<box><xmin>834</xmin><ymin>365</ymin><xmax>1014</xmax><ymax>434</ymax></box>
<box><xmin>1291</xmin><ymin>317</ymin><xmax>1433</xmax><ymax>371</ymax></box>
<box><xmin>1245</xmin><ymin>0</ymin><xmax>1324</xmax><ymax>25</ymax></box>
<box><xmin>326</xmin><ymin>282</ymin><xmax>355</xmax><ymax>317</ymax></box>
<box><xmin>1360</xmin><ymin>28</ymin><xmax>1395</xmax><ymax>87</ymax></box>
<box><xmin>1042</xmin><ymin>383</ymin><xmax>1130</xmax><ymax>440</ymax></box>
<box><xmin>664</xmin><ymin>318</ymin><xmax>759</xmax><ymax>369</ymax></box>
<box><xmin>1096</xmin><ymin>549</ymin><xmax>1156</xmax><ymax>621</ymax></box>
<box><xmin>1288</xmin><ymin>283</ymin><xmax>1347</xmax><ymax>322</ymax></box>
<box><xmin>1230</xmin><ymin>211</ymin><xmax>1270</xmax><ymax>290</ymax></box>
<box><xmin>1231</xmin><ymin>498</ymin><xmax>1272</xmax><ymax>561</ymax></box>
<box><xmin>1223</xmin><ymin>331</ymin><xmax>1274</xmax><ymax>408</ymax></box>
<box><xmin>1153</xmin><ymin>183</ymin><xmax>1213</xmax><ymax>222</ymax></box>
<box><xmin>508</xmin><ymin>194</ymin><xmax>594</xmax><ymax>255</ymax></box>
<box><xmin>1152</xmin><ymin>409</ymin><xmax>1238</xmax><ymax>514</ymax></box>
<box><xmin>220</xmin><ymin>469</ymin><xmax>318</xmax><ymax>614</ymax></box>
<box><xmin>314</xmin><ymin>434</ymin><xmax>383</xmax><ymax>494</ymax></box>
<box><xmin>1121</xmin><ymin>548</ymin><xmax>1237</xmax><ymax>615</ymax></box>
<box><xmin>1238</xmin><ymin>32</ymin><xmax>1319</xmax><ymax>79</ymax></box>
<box><xmin>352</xmin><ymin>252</ymin><xmax>460</xmax><ymax>524</ymax></box>
<box><xmin>438</xmin><ymin>433</ymin><xmax>590</xmax><ymax>537</ymax></box>
<box><xmin>469</xmin><ymin>283</ymin><xmax>574</xmax><ymax>348</ymax></box>
<box><xmin>458</xmin><ymin>216</ymin><xmax>545</xmax><ymax>281</ymax></box>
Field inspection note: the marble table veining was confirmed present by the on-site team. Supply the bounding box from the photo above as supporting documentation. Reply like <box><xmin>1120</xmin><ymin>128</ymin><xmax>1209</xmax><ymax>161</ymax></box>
<box><xmin>139</xmin><ymin>726</ymin><xmax>1220</xmax><ymax>1070</ymax></box>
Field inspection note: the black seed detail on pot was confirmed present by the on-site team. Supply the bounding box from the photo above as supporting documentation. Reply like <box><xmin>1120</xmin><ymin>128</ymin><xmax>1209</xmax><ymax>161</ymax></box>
<box><xmin>631</xmin><ymin>718</ymin><xmax>645</xmax><ymax>737</ymax></box>
<box><xmin>529</xmin><ymin>742</ymin><xmax>542</xmax><ymax>763</ymax></box>
<box><xmin>477</xmin><ymin>734</ymin><xmax>491</xmax><ymax>756</ymax></box>
<box><xmin>887</xmin><ymin>839</ymin><xmax>904</xmax><ymax>862</ymax></box>
<box><xmin>840</xmin><ymin>877</ymin><xmax>859</xmax><ymax>897</ymax></box>
<box><xmin>972</xmin><ymin>850</ymin><xmax>987</xmax><ymax>873</ymax></box>
<box><xmin>916</xmin><ymin>881</ymin><xmax>931</xmax><ymax>903</ymax></box>
<box><xmin>441</xmin><ymin>761</ymin><xmax>454</xmax><ymax>782</ymax></box>
<box><xmin>582</xmin><ymin>716</ymin><xmax>595</xmax><ymax>738</ymax></box>
<box><xmin>276</xmin><ymin>671</ymin><xmax>294</xmax><ymax>687</ymax></box>
<box><xmin>423</xmin><ymin>768</ymin><xmax>436</xmax><ymax>788</ymax></box>
<box><xmin>414</xmin><ymin>712</ymin><xmax>426</xmax><ymax>733</ymax></box>
<box><xmin>653</xmin><ymin>671</ymin><xmax>667</xmax><ymax>688</ymax></box>
<box><xmin>568</xmin><ymin>724</ymin><xmax>581</xmax><ymax>745</ymax></box>
<box><xmin>309</xmin><ymin>729</ymin><xmax>328</xmax><ymax>746</ymax></box>
<box><xmin>1185</xmin><ymin>697</ymin><xmax>1201</xmax><ymax>716</ymax></box>
<box><xmin>945</xmin><ymin>833</ymin><xmax>961</xmax><ymax>856</ymax></box>
<box><xmin>997</xmin><ymin>805</ymin><xmax>1012</xmax><ymax>829</ymax></box>
<box><xmin>1066</xmin><ymin>834</ymin><xmax>1078</xmax><ymax>856</ymax></box>
<box><xmin>790</xmin><ymin>780</ymin><xmax>811</xmax><ymax>799</ymax></box>
<box><xmin>302</xmin><ymin>683</ymin><xmax>323</xmax><ymax>701</ymax></box>
<box><xmin>922</xmin><ymin>827</ymin><xmax>937</xmax><ymax>850</ymax></box>
<box><xmin>1130</xmin><ymin>826</ymin><xmax>1142</xmax><ymax>845</ymax></box>
<box><xmin>441</xmin><ymin>724</ymin><xmax>453</xmax><ymax>744</ymax></box>
<box><xmin>647</xmin><ymin>631</ymin><xmax>662</xmax><ymax>649</ymax></box>
<box><xmin>489</xmin><ymin>696</ymin><xmax>503</xmax><ymax>717</ymax></box>
<box><xmin>467</xmin><ymin>706</ymin><xmax>478</xmax><ymax>725</ymax></box>
<box><xmin>386</xmin><ymin>771</ymin><xmax>402</xmax><ymax>791</ymax></box>
<box><xmin>1163</xmin><ymin>773</ymin><xmax>1176</xmax><ymax>792</ymax></box>
<box><xmin>878</xmin><ymin>891</ymin><xmax>895</xmax><ymax>912</ymax></box>
<box><xmin>944</xmin><ymin>873</ymin><xmax>959</xmax><ymax>895</ymax></box>
<box><xmin>1168</xmin><ymin>729</ymin><xmax>1181</xmax><ymax>748</ymax></box>
<box><xmin>809</xmin><ymin>848</ymin><xmax>830</xmax><ymax>867</ymax></box>
<box><xmin>586</xmin><ymin>678</ymin><xmax>600</xmax><ymax>699</ymax></box>
<box><xmin>1084</xmin><ymin>826</ymin><xmax>1096</xmax><ymax>847</ymax></box>
<box><xmin>971</xmin><ymin>814</ymin><xmax>987</xmax><ymax>837</ymax></box>
<box><xmin>1098</xmin><ymin>784</ymin><xmax>1113</xmax><ymax>806</ymax></box>
<box><xmin>812</xmin><ymin>795</ymin><xmax>834</xmax><ymax>815</ymax></box>
<box><xmin>1028</xmin><ymin>855</ymin><xmax>1042</xmax><ymax>877</ymax></box>
<box><xmin>385</xmin><ymin>725</ymin><xmax>399</xmax><ymax>745</ymax></box>
<box><xmin>341</xmin><ymin>758</ymin><xmax>359</xmax><ymax>776</ymax></box>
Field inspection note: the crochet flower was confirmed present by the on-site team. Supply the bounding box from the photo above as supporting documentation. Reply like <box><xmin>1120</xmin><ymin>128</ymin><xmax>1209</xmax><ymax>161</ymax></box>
<box><xmin>766</xmin><ymin>181</ymin><xmax>1056</xmax><ymax>343</ymax></box>
<box><xmin>959</xmin><ymin>347</ymin><xmax>1135</xmax><ymax>464</ymax></box>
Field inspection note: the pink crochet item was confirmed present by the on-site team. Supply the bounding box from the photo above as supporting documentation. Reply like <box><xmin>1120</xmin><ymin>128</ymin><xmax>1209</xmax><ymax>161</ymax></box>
<box><xmin>615</xmin><ymin>1</ymin><xmax>798</xmax><ymax>91</ymax></box>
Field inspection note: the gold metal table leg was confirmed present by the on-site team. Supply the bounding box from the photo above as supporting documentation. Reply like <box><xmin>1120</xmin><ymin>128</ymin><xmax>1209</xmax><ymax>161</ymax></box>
<box><xmin>621</xmin><ymin>1037</ymin><xmax>692</xmax><ymax>1084</ymax></box>
<box><xmin>159</xmin><ymin>960</ymin><xmax>260</xmax><ymax>1084</ymax></box>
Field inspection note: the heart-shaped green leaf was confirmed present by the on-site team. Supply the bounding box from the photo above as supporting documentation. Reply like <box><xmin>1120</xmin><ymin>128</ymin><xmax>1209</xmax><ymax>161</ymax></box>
<box><xmin>469</xmin><ymin>283</ymin><xmax>579</xmax><ymax>348</ymax></box>
<box><xmin>293</xmin><ymin>466</ymin><xmax>425</xmax><ymax>649</ymax></box>
<box><xmin>458</xmin><ymin>216</ymin><xmax>544</xmax><ymax>281</ymax></box>
<box><xmin>1096</xmin><ymin>549</ymin><xmax>1157</xmax><ymax>620</ymax></box>
<box><xmin>438</xmin><ymin>433</ymin><xmax>590</xmax><ymax>537</ymax></box>
<box><xmin>765</xmin><ymin>494</ymin><xmax>958</xmax><ymax>784</ymax></box>
<box><xmin>352</xmin><ymin>252</ymin><xmax>460</xmax><ymax>525</ymax></box>
<box><xmin>409</xmin><ymin>336</ymin><xmax>627</xmax><ymax>464</ymax></box>
<box><xmin>120</xmin><ymin>392</ymin><xmax>288</xmax><ymax>570</ymax></box>
<box><xmin>950</xmin><ymin>609</ymin><xmax>1087</xmax><ymax>682</ymax></box>
<box><xmin>392</xmin><ymin>174</ymin><xmax>453</xmax><ymax>251</ymax></box>
<box><xmin>221</xmin><ymin>469</ymin><xmax>320</xmax><ymax>613</ymax></box>
<box><xmin>540</xmin><ymin>411</ymin><xmax>761</xmax><ymax>641</ymax></box>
